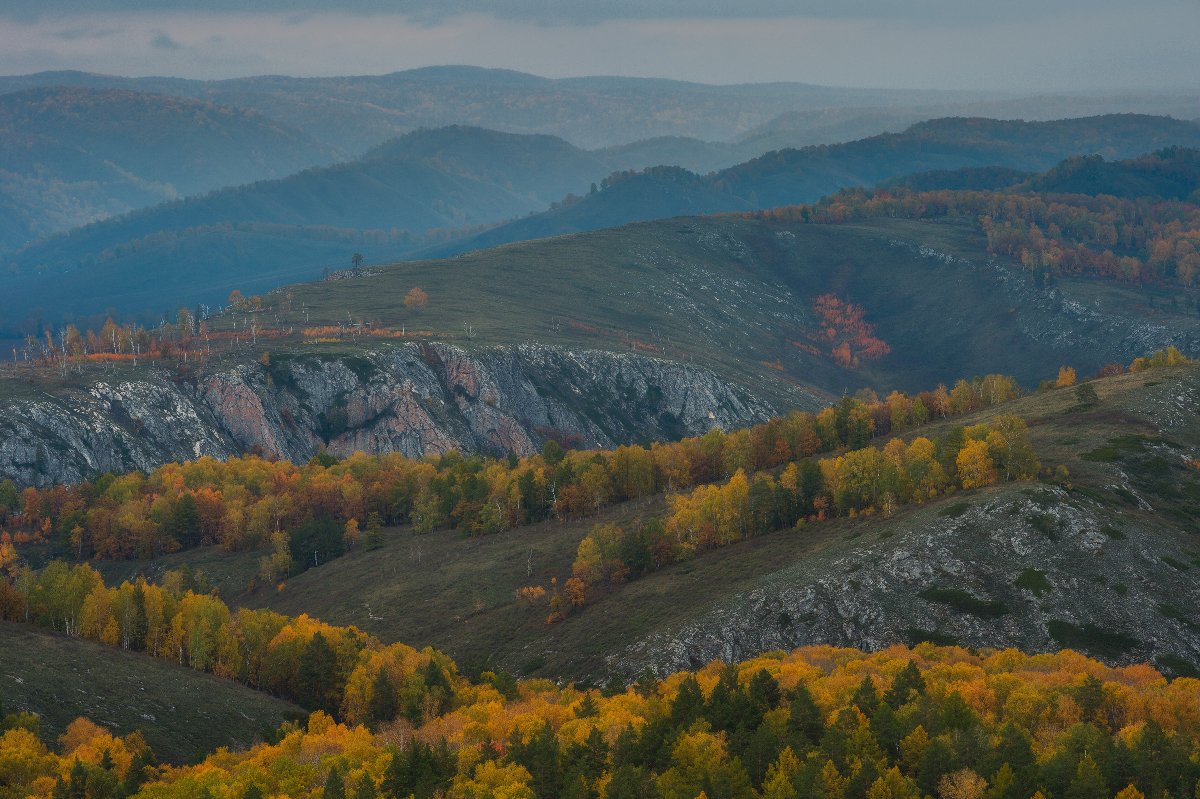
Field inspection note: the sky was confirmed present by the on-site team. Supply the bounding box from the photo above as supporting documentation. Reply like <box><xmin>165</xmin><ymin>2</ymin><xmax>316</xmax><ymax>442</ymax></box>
<box><xmin>0</xmin><ymin>0</ymin><xmax>1198</xmax><ymax>92</ymax></box>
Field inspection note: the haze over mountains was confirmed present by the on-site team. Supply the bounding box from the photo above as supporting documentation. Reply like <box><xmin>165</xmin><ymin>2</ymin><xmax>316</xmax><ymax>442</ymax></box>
<box><xmin>425</xmin><ymin>115</ymin><xmax>1200</xmax><ymax>259</ymax></box>
<box><xmin>8</xmin><ymin>66</ymin><xmax>1198</xmax><ymax>150</ymax></box>
<box><xmin>4</xmin><ymin>30</ymin><xmax>1200</xmax><ymax>792</ymax></box>
<box><xmin>1</xmin><ymin>66</ymin><xmax>1197</xmax><ymax>240</ymax></box>
<box><xmin>7</xmin><ymin>110</ymin><xmax>1199</xmax><ymax>336</ymax></box>
<box><xmin>0</xmin><ymin>86</ymin><xmax>336</xmax><ymax>252</ymax></box>
<box><xmin>0</xmin><ymin>66</ymin><xmax>1196</xmax><ymax>328</ymax></box>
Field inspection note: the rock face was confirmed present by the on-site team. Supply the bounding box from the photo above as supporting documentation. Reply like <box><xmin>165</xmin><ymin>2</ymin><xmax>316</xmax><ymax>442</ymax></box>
<box><xmin>614</xmin><ymin>486</ymin><xmax>1200</xmax><ymax>679</ymax></box>
<box><xmin>0</xmin><ymin>343</ymin><xmax>775</xmax><ymax>486</ymax></box>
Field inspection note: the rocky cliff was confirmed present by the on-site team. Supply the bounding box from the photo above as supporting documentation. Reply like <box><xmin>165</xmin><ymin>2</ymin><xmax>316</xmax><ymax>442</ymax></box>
<box><xmin>0</xmin><ymin>342</ymin><xmax>775</xmax><ymax>486</ymax></box>
<box><xmin>614</xmin><ymin>484</ymin><xmax>1200</xmax><ymax>678</ymax></box>
<box><xmin>610</xmin><ymin>366</ymin><xmax>1200</xmax><ymax>678</ymax></box>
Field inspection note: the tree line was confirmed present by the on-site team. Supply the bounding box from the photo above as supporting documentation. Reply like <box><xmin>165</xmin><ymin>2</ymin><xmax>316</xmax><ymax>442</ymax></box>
<box><xmin>3</xmin><ymin>641</ymin><xmax>1200</xmax><ymax>799</ymax></box>
<box><xmin>0</xmin><ymin>561</ymin><xmax>459</xmax><ymax>727</ymax></box>
<box><xmin>747</xmin><ymin>188</ymin><xmax>1200</xmax><ymax>289</ymax></box>
<box><xmin>2</xmin><ymin>372</ymin><xmax>1026</xmax><ymax>573</ymax></box>
<box><xmin>559</xmin><ymin>414</ymin><xmax>1038</xmax><ymax>617</ymax></box>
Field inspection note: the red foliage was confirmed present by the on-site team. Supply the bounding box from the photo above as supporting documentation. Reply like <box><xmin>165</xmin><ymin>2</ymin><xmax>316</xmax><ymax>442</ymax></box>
<box><xmin>806</xmin><ymin>294</ymin><xmax>891</xmax><ymax>369</ymax></box>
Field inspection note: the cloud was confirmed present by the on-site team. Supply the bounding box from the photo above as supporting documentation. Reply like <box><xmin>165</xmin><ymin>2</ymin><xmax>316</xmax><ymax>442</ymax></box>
<box><xmin>1</xmin><ymin>0</ymin><xmax>1196</xmax><ymax>25</ymax></box>
<box><xmin>150</xmin><ymin>30</ymin><xmax>182</xmax><ymax>50</ymax></box>
<box><xmin>51</xmin><ymin>25</ymin><xmax>119</xmax><ymax>40</ymax></box>
<box><xmin>0</xmin><ymin>7</ymin><xmax>1196</xmax><ymax>93</ymax></box>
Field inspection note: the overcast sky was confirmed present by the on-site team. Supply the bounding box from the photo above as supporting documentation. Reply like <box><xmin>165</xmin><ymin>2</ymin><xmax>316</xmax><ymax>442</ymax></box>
<box><xmin>1</xmin><ymin>1</ymin><xmax>1198</xmax><ymax>91</ymax></box>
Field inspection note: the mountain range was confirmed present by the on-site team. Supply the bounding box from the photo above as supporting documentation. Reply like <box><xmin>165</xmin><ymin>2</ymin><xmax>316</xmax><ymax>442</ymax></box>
<box><xmin>0</xmin><ymin>86</ymin><xmax>336</xmax><ymax>253</ymax></box>
<box><xmin>6</xmin><ymin>113</ymin><xmax>1200</xmax><ymax>336</ymax></box>
<box><xmin>3</xmin><ymin>63</ymin><xmax>1200</xmax><ymax>779</ymax></box>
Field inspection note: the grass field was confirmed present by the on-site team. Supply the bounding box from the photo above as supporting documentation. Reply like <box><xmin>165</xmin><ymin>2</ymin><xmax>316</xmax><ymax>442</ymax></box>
<box><xmin>0</xmin><ymin>623</ymin><xmax>305</xmax><ymax>763</ymax></box>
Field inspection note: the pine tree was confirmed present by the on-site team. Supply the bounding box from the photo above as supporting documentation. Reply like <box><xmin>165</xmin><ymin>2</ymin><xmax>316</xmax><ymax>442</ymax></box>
<box><xmin>421</xmin><ymin>658</ymin><xmax>453</xmax><ymax>718</ymax></box>
<box><xmin>916</xmin><ymin>737</ymin><xmax>956</xmax><ymax>798</ymax></box>
<box><xmin>883</xmin><ymin>661</ymin><xmax>925</xmax><ymax>707</ymax></box>
<box><xmin>704</xmin><ymin>664</ymin><xmax>748</xmax><ymax>733</ymax></box>
<box><xmin>128</xmin><ymin>582</ymin><xmax>148</xmax><ymax>651</ymax></box>
<box><xmin>363</xmin><ymin>512</ymin><xmax>385</xmax><ymax>550</ymax></box>
<box><xmin>575</xmin><ymin>692</ymin><xmax>600</xmax><ymax>718</ymax></box>
<box><xmin>297</xmin><ymin>632</ymin><xmax>338</xmax><ymax>711</ymax></box>
<box><xmin>786</xmin><ymin>683</ymin><xmax>824</xmax><ymax>749</ymax></box>
<box><xmin>747</xmin><ymin>668</ymin><xmax>782</xmax><ymax>716</ymax></box>
<box><xmin>66</xmin><ymin>760</ymin><xmax>87</xmax><ymax>799</ymax></box>
<box><xmin>121</xmin><ymin>748</ymin><xmax>156</xmax><ymax>796</ymax></box>
<box><xmin>1065</xmin><ymin>753</ymin><xmax>1108</xmax><ymax>799</ymax></box>
<box><xmin>851</xmin><ymin>676</ymin><xmax>880</xmax><ymax>717</ymax></box>
<box><xmin>352</xmin><ymin>773</ymin><xmax>379</xmax><ymax>799</ymax></box>
<box><xmin>324</xmin><ymin>766</ymin><xmax>346</xmax><ymax>799</ymax></box>
<box><xmin>670</xmin><ymin>675</ymin><xmax>704</xmax><ymax>729</ymax></box>
<box><xmin>761</xmin><ymin>748</ymin><xmax>801</xmax><ymax>799</ymax></box>
<box><xmin>511</xmin><ymin>723</ymin><xmax>561</xmax><ymax>799</ymax></box>
<box><xmin>1074</xmin><ymin>675</ymin><xmax>1105</xmax><ymax>725</ymax></box>
<box><xmin>369</xmin><ymin>667</ymin><xmax>399</xmax><ymax>726</ymax></box>
<box><xmin>938</xmin><ymin>691</ymin><xmax>977</xmax><ymax>732</ymax></box>
<box><xmin>869</xmin><ymin>767</ymin><xmax>922</xmax><ymax>799</ymax></box>
<box><xmin>984</xmin><ymin>764</ymin><xmax>1019</xmax><ymax>799</ymax></box>
<box><xmin>606</xmin><ymin>765</ymin><xmax>656</xmax><ymax>799</ymax></box>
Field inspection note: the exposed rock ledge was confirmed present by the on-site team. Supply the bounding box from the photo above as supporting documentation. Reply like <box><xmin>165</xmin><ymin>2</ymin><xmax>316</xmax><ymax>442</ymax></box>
<box><xmin>611</xmin><ymin>487</ymin><xmax>1200</xmax><ymax>677</ymax></box>
<box><xmin>0</xmin><ymin>342</ymin><xmax>775</xmax><ymax>486</ymax></box>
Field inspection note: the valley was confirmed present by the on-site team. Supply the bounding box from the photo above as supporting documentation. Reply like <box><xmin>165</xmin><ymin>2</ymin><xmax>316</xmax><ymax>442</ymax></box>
<box><xmin>3</xmin><ymin>26</ymin><xmax>1200</xmax><ymax>798</ymax></box>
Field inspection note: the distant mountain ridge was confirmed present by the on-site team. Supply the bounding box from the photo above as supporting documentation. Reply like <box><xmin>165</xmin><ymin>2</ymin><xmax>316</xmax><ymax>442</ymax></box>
<box><xmin>0</xmin><ymin>125</ymin><xmax>617</xmax><ymax>332</ymax></box>
<box><xmin>0</xmin><ymin>67</ymin><xmax>1000</xmax><ymax>151</ymax></box>
<box><xmin>423</xmin><ymin>114</ymin><xmax>1200</xmax><ymax>259</ymax></box>
<box><xmin>0</xmin><ymin>85</ymin><xmax>337</xmax><ymax>252</ymax></box>
<box><xmin>1</xmin><ymin>68</ymin><xmax>1196</xmax><ymax>265</ymax></box>
<box><xmin>6</xmin><ymin>114</ymin><xmax>1200</xmax><ymax>336</ymax></box>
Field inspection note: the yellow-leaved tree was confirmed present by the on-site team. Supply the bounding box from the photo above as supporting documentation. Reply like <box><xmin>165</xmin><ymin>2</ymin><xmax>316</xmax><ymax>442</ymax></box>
<box><xmin>956</xmin><ymin>439</ymin><xmax>997</xmax><ymax>490</ymax></box>
<box><xmin>404</xmin><ymin>287</ymin><xmax>429</xmax><ymax>310</ymax></box>
<box><xmin>1055</xmin><ymin>366</ymin><xmax>1077</xmax><ymax>387</ymax></box>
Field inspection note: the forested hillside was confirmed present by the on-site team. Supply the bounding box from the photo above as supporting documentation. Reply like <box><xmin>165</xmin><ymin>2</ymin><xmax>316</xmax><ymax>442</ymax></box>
<box><xmin>4</xmin><ymin>615</ymin><xmax>1200</xmax><ymax>799</ymax></box>
<box><xmin>884</xmin><ymin>148</ymin><xmax>1200</xmax><ymax>201</ymax></box>
<box><xmin>5</xmin><ymin>354</ymin><xmax>1197</xmax><ymax>683</ymax></box>
<box><xmin>2</xmin><ymin>357</ymin><xmax>1199</xmax><ymax>794</ymax></box>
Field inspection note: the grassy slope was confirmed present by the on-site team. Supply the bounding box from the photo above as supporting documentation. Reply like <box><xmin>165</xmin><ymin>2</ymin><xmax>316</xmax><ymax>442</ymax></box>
<box><xmin>0</xmin><ymin>623</ymin><xmax>304</xmax><ymax>763</ymax></box>
<box><xmin>106</xmin><ymin>363</ymin><xmax>1198</xmax><ymax>682</ymax></box>
<box><xmin>8</xmin><ymin>214</ymin><xmax>1194</xmax><ymax>412</ymax></box>
<box><xmin>262</xmin><ymin>215</ymin><xmax>1200</xmax><ymax>402</ymax></box>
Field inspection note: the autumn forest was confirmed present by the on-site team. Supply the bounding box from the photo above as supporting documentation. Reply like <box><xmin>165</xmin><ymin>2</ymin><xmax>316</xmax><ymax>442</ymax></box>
<box><xmin>3</xmin><ymin>19</ymin><xmax>1200</xmax><ymax>799</ymax></box>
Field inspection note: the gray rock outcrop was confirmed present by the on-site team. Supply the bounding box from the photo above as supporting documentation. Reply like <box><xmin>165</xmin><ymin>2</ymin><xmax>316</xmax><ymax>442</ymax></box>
<box><xmin>0</xmin><ymin>342</ymin><xmax>776</xmax><ymax>486</ymax></box>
